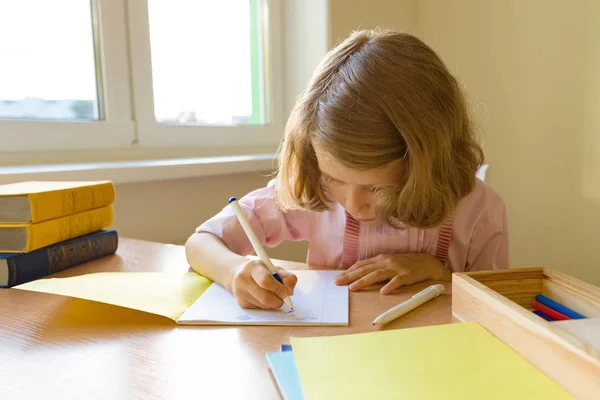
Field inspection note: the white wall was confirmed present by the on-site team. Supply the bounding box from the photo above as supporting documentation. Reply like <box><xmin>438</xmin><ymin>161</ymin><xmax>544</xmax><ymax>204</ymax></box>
<box><xmin>416</xmin><ymin>0</ymin><xmax>600</xmax><ymax>284</ymax></box>
<box><xmin>283</xmin><ymin>0</ymin><xmax>330</xmax><ymax>116</ymax></box>
<box><xmin>329</xmin><ymin>0</ymin><xmax>417</xmax><ymax>44</ymax></box>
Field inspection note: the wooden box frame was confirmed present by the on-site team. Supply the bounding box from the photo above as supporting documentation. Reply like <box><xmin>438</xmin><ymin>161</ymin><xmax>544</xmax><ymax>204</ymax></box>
<box><xmin>452</xmin><ymin>267</ymin><xmax>600</xmax><ymax>399</ymax></box>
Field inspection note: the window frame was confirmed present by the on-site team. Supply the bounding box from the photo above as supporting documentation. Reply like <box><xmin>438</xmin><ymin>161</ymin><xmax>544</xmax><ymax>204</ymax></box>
<box><xmin>0</xmin><ymin>0</ymin><xmax>284</xmax><ymax>154</ymax></box>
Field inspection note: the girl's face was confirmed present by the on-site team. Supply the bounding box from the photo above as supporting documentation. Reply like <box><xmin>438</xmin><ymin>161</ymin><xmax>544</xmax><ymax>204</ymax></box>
<box><xmin>313</xmin><ymin>144</ymin><xmax>404</xmax><ymax>222</ymax></box>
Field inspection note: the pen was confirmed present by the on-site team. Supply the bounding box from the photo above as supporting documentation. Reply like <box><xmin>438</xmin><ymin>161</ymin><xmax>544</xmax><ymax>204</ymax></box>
<box><xmin>228</xmin><ymin>197</ymin><xmax>294</xmax><ymax>311</ymax></box>
<box><xmin>372</xmin><ymin>284</ymin><xmax>445</xmax><ymax>326</ymax></box>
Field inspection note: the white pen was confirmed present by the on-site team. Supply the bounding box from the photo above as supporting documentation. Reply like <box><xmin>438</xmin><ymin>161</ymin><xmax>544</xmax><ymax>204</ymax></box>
<box><xmin>228</xmin><ymin>197</ymin><xmax>294</xmax><ymax>311</ymax></box>
<box><xmin>372</xmin><ymin>284</ymin><xmax>445</xmax><ymax>326</ymax></box>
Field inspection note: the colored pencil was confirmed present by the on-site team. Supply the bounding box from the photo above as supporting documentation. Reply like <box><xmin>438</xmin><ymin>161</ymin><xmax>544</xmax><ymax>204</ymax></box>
<box><xmin>535</xmin><ymin>294</ymin><xmax>585</xmax><ymax>319</ymax></box>
<box><xmin>532</xmin><ymin>300</ymin><xmax>570</xmax><ymax>321</ymax></box>
<box><xmin>533</xmin><ymin>310</ymin><xmax>553</xmax><ymax>321</ymax></box>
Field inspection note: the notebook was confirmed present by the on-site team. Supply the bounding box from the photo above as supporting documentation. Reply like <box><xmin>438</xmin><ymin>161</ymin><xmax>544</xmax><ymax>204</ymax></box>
<box><xmin>290</xmin><ymin>322</ymin><xmax>574</xmax><ymax>399</ymax></box>
<box><xmin>14</xmin><ymin>270</ymin><xmax>349</xmax><ymax>326</ymax></box>
<box><xmin>178</xmin><ymin>270</ymin><xmax>347</xmax><ymax>325</ymax></box>
<box><xmin>266</xmin><ymin>351</ymin><xmax>304</xmax><ymax>400</ymax></box>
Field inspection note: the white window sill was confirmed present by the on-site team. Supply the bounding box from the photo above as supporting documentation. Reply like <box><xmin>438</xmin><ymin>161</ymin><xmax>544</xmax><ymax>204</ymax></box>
<box><xmin>0</xmin><ymin>153</ymin><xmax>277</xmax><ymax>185</ymax></box>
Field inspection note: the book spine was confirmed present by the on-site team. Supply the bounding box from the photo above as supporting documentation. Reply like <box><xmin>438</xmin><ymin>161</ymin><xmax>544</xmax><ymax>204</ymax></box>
<box><xmin>27</xmin><ymin>206</ymin><xmax>114</xmax><ymax>252</ymax></box>
<box><xmin>6</xmin><ymin>231</ymin><xmax>118</xmax><ymax>287</ymax></box>
<box><xmin>28</xmin><ymin>182</ymin><xmax>116</xmax><ymax>223</ymax></box>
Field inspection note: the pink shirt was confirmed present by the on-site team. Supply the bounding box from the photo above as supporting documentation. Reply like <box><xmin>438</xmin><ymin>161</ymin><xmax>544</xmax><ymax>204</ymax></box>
<box><xmin>197</xmin><ymin>179</ymin><xmax>508</xmax><ymax>272</ymax></box>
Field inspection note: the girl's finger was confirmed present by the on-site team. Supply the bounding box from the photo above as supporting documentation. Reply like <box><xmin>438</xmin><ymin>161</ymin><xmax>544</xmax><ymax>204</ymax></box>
<box><xmin>349</xmin><ymin>269</ymin><xmax>394</xmax><ymax>291</ymax></box>
<box><xmin>247</xmin><ymin>283</ymin><xmax>285</xmax><ymax>309</ymax></box>
<box><xmin>344</xmin><ymin>257</ymin><xmax>377</xmax><ymax>273</ymax></box>
<box><xmin>381</xmin><ymin>268</ymin><xmax>428</xmax><ymax>294</ymax></box>
<box><xmin>236</xmin><ymin>291</ymin><xmax>264</xmax><ymax>309</ymax></box>
<box><xmin>251</xmin><ymin>265</ymin><xmax>288</xmax><ymax>299</ymax></box>
<box><xmin>276</xmin><ymin>268</ymin><xmax>298</xmax><ymax>295</ymax></box>
<box><xmin>335</xmin><ymin>264</ymin><xmax>377</xmax><ymax>285</ymax></box>
<box><xmin>380</xmin><ymin>274</ymin><xmax>409</xmax><ymax>294</ymax></box>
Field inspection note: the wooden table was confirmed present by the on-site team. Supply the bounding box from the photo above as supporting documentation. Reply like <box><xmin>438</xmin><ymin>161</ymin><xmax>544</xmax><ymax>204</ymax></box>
<box><xmin>0</xmin><ymin>238</ymin><xmax>452</xmax><ymax>400</ymax></box>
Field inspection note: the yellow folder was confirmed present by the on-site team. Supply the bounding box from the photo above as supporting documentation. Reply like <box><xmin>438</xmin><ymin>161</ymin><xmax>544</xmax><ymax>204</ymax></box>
<box><xmin>290</xmin><ymin>322</ymin><xmax>573</xmax><ymax>399</ymax></box>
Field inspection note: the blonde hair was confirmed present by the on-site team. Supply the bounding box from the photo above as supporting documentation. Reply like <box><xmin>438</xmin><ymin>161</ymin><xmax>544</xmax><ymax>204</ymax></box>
<box><xmin>275</xmin><ymin>29</ymin><xmax>484</xmax><ymax>228</ymax></box>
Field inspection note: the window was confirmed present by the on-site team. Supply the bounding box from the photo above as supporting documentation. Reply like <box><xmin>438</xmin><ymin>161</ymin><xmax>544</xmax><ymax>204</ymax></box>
<box><xmin>148</xmin><ymin>0</ymin><xmax>264</xmax><ymax>125</ymax></box>
<box><xmin>0</xmin><ymin>0</ymin><xmax>101</xmax><ymax>121</ymax></box>
<box><xmin>0</xmin><ymin>0</ymin><xmax>283</xmax><ymax>153</ymax></box>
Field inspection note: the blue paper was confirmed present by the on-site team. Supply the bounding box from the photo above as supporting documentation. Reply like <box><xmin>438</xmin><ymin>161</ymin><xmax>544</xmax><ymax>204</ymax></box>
<box><xmin>266</xmin><ymin>351</ymin><xmax>304</xmax><ymax>400</ymax></box>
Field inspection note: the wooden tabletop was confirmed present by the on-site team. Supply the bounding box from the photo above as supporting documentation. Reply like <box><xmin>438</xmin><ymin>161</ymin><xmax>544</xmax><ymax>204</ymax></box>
<box><xmin>0</xmin><ymin>238</ymin><xmax>452</xmax><ymax>400</ymax></box>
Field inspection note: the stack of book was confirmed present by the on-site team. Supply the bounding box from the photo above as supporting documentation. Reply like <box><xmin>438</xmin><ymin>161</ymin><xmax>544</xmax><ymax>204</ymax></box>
<box><xmin>0</xmin><ymin>181</ymin><xmax>118</xmax><ymax>288</ymax></box>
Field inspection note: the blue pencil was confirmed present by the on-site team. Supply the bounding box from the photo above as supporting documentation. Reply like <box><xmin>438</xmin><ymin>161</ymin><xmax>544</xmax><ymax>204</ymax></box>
<box><xmin>535</xmin><ymin>294</ymin><xmax>586</xmax><ymax>319</ymax></box>
<box><xmin>533</xmin><ymin>310</ymin><xmax>553</xmax><ymax>321</ymax></box>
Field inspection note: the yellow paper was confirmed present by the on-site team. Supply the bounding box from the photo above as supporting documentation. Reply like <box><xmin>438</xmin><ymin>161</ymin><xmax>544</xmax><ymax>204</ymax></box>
<box><xmin>290</xmin><ymin>322</ymin><xmax>573</xmax><ymax>399</ymax></box>
<box><xmin>15</xmin><ymin>272</ymin><xmax>212</xmax><ymax>321</ymax></box>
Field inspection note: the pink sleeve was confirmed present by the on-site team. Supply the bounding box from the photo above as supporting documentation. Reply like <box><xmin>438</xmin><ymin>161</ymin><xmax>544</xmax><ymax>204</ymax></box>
<box><xmin>448</xmin><ymin>199</ymin><xmax>509</xmax><ymax>272</ymax></box>
<box><xmin>195</xmin><ymin>180</ymin><xmax>310</xmax><ymax>256</ymax></box>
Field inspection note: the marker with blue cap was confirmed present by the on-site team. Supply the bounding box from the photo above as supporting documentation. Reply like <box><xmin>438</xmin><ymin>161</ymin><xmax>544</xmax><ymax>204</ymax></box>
<box><xmin>535</xmin><ymin>294</ymin><xmax>585</xmax><ymax>319</ymax></box>
<box><xmin>228</xmin><ymin>197</ymin><xmax>294</xmax><ymax>311</ymax></box>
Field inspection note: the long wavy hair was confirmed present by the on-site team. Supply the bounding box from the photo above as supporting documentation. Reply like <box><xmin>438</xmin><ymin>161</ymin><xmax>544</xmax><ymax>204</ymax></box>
<box><xmin>275</xmin><ymin>29</ymin><xmax>483</xmax><ymax>228</ymax></box>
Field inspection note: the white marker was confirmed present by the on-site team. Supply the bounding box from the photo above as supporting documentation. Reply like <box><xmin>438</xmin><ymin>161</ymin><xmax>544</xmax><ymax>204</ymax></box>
<box><xmin>372</xmin><ymin>284</ymin><xmax>445</xmax><ymax>326</ymax></box>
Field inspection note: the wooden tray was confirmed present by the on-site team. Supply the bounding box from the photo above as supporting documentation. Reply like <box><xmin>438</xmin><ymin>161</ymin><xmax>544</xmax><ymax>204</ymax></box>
<box><xmin>452</xmin><ymin>267</ymin><xmax>600</xmax><ymax>399</ymax></box>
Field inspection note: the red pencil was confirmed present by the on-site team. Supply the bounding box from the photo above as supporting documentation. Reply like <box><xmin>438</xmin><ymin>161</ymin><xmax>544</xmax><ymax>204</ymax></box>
<box><xmin>531</xmin><ymin>301</ymin><xmax>571</xmax><ymax>321</ymax></box>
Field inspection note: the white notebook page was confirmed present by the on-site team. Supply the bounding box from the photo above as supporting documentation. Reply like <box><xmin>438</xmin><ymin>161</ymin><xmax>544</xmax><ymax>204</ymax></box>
<box><xmin>177</xmin><ymin>270</ymin><xmax>349</xmax><ymax>326</ymax></box>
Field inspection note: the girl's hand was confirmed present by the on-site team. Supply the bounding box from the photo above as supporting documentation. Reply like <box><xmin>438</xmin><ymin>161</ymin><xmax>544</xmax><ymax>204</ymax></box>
<box><xmin>334</xmin><ymin>253</ymin><xmax>451</xmax><ymax>294</ymax></box>
<box><xmin>231</xmin><ymin>260</ymin><xmax>297</xmax><ymax>309</ymax></box>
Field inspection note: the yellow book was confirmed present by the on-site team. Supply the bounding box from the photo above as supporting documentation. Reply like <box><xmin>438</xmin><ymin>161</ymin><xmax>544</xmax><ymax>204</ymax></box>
<box><xmin>0</xmin><ymin>205</ymin><xmax>114</xmax><ymax>253</ymax></box>
<box><xmin>290</xmin><ymin>322</ymin><xmax>574</xmax><ymax>399</ymax></box>
<box><xmin>0</xmin><ymin>180</ymin><xmax>115</xmax><ymax>223</ymax></box>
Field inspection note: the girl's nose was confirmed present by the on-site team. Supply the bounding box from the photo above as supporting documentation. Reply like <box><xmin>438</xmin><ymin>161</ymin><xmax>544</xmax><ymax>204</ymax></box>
<box><xmin>344</xmin><ymin>186</ymin><xmax>371</xmax><ymax>217</ymax></box>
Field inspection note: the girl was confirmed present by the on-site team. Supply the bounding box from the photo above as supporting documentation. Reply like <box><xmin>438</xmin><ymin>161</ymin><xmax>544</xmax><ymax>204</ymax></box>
<box><xmin>185</xmin><ymin>29</ymin><xmax>508</xmax><ymax>310</ymax></box>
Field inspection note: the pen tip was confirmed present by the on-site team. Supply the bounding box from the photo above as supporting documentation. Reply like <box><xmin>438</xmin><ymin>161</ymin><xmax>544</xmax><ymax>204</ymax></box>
<box><xmin>228</xmin><ymin>197</ymin><xmax>237</xmax><ymax>204</ymax></box>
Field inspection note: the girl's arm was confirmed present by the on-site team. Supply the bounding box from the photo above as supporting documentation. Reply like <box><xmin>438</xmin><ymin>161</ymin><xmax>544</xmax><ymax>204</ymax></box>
<box><xmin>185</xmin><ymin>232</ymin><xmax>247</xmax><ymax>291</ymax></box>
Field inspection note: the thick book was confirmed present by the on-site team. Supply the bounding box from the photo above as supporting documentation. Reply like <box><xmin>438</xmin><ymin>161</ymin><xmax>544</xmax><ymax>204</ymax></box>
<box><xmin>0</xmin><ymin>230</ymin><xmax>118</xmax><ymax>288</ymax></box>
<box><xmin>0</xmin><ymin>205</ymin><xmax>114</xmax><ymax>253</ymax></box>
<box><xmin>0</xmin><ymin>180</ymin><xmax>115</xmax><ymax>223</ymax></box>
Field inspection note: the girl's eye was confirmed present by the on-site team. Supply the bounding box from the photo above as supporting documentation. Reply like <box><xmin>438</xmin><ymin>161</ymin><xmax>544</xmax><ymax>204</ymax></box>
<box><xmin>323</xmin><ymin>175</ymin><xmax>342</xmax><ymax>185</ymax></box>
<box><xmin>370</xmin><ymin>185</ymin><xmax>386</xmax><ymax>194</ymax></box>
